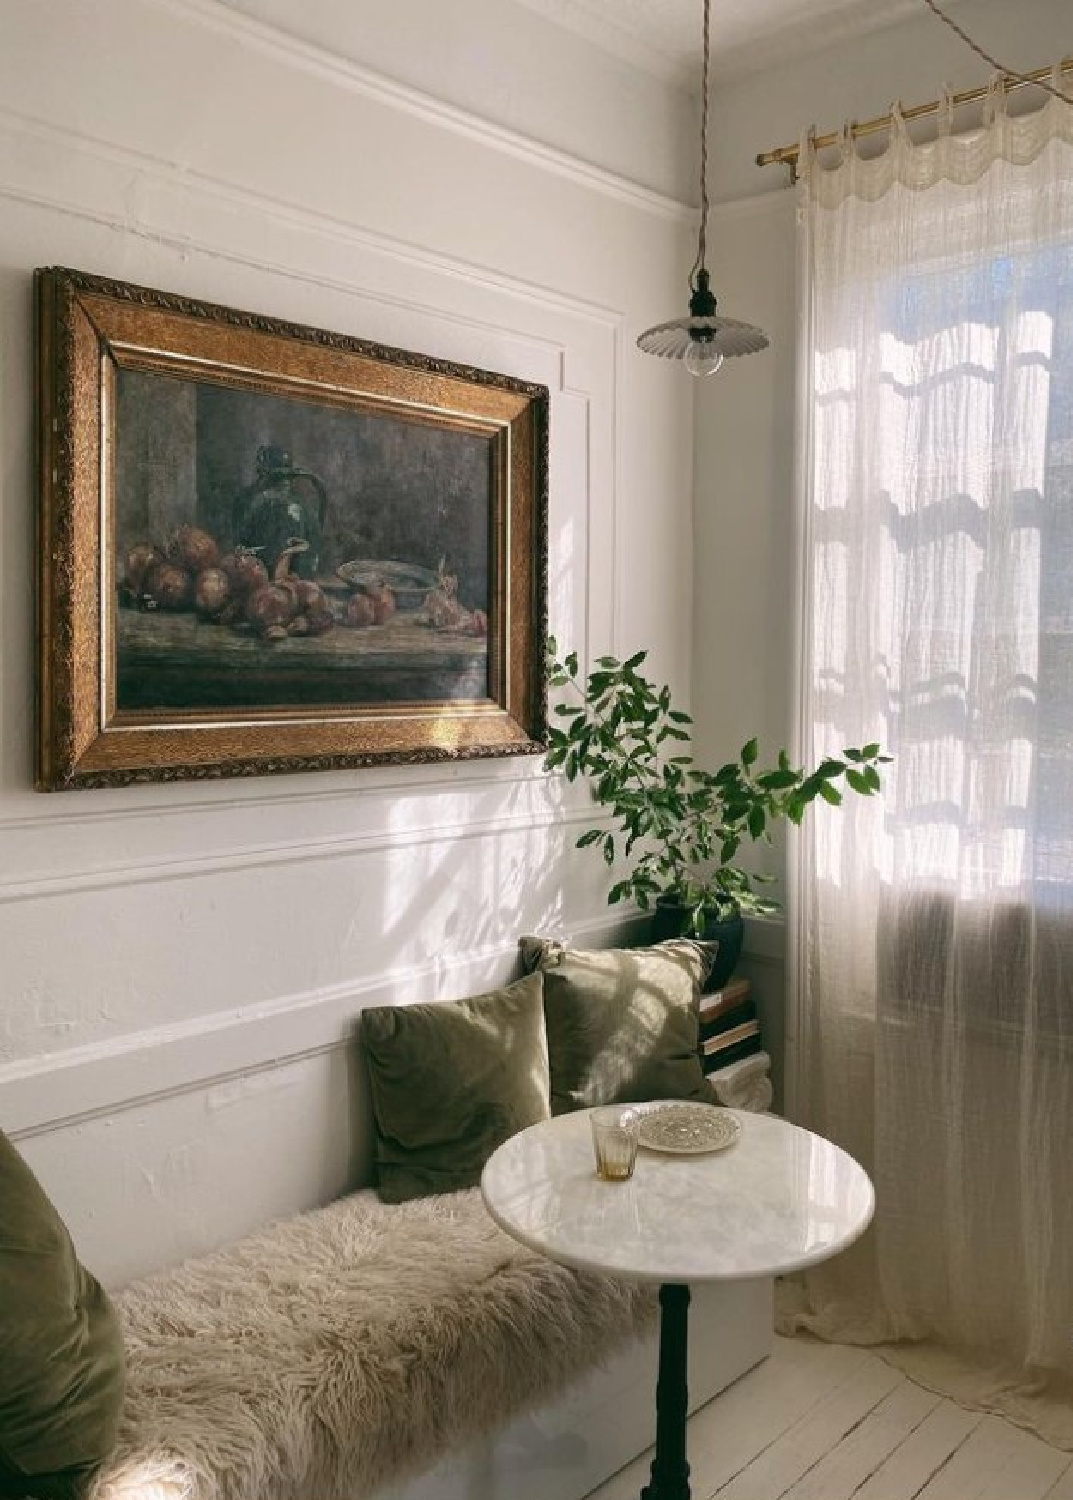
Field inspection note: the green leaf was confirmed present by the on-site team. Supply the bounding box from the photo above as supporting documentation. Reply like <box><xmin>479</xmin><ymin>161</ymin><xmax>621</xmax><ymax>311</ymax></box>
<box><xmin>757</xmin><ymin>768</ymin><xmax>799</xmax><ymax>790</ymax></box>
<box><xmin>864</xmin><ymin>765</ymin><xmax>882</xmax><ymax>791</ymax></box>
<box><xmin>603</xmin><ymin>834</ymin><xmax>616</xmax><ymax>866</ymax></box>
<box><xmin>748</xmin><ymin>806</ymin><xmax>766</xmax><ymax>838</ymax></box>
<box><xmin>741</xmin><ymin>738</ymin><xmax>759</xmax><ymax>767</ymax></box>
<box><xmin>668</xmin><ymin>710</ymin><xmax>693</xmax><ymax>724</ymax></box>
<box><xmin>576</xmin><ymin>828</ymin><xmax>603</xmax><ymax>848</ymax></box>
<box><xmin>819</xmin><ymin>782</ymin><xmax>843</xmax><ymax>805</ymax></box>
<box><xmin>624</xmin><ymin>650</ymin><xmax>647</xmax><ymax>670</ymax></box>
<box><xmin>863</xmin><ymin>742</ymin><xmax>881</xmax><ymax>758</ymax></box>
<box><xmin>846</xmin><ymin>768</ymin><xmax>870</xmax><ymax>795</ymax></box>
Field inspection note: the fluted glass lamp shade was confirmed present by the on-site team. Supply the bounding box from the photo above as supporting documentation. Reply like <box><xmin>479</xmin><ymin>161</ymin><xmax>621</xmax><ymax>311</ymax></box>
<box><xmin>637</xmin><ymin>271</ymin><xmax>770</xmax><ymax>364</ymax></box>
<box><xmin>637</xmin><ymin>0</ymin><xmax>769</xmax><ymax>377</ymax></box>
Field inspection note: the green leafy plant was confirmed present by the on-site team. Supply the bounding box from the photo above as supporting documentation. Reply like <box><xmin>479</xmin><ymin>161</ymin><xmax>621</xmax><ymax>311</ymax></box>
<box><xmin>545</xmin><ymin>639</ymin><xmax>890</xmax><ymax>933</ymax></box>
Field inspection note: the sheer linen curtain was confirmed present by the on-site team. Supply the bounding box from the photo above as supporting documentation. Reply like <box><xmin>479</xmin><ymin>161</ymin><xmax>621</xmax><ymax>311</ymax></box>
<box><xmin>785</xmin><ymin>81</ymin><xmax>1073</xmax><ymax>1447</ymax></box>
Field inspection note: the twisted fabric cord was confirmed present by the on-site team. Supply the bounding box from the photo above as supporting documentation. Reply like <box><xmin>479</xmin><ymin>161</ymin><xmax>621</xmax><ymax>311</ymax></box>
<box><xmin>920</xmin><ymin>0</ymin><xmax>1073</xmax><ymax>106</ymax></box>
<box><xmin>690</xmin><ymin>0</ymin><xmax>711</xmax><ymax>287</ymax></box>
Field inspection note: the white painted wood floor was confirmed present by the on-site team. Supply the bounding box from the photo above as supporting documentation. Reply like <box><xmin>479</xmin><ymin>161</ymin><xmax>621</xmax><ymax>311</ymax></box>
<box><xmin>587</xmin><ymin>1335</ymin><xmax>1073</xmax><ymax>1500</ymax></box>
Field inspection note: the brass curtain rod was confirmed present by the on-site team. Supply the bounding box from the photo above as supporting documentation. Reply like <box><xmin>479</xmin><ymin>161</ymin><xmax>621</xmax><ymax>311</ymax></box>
<box><xmin>757</xmin><ymin>55</ymin><xmax>1073</xmax><ymax>176</ymax></box>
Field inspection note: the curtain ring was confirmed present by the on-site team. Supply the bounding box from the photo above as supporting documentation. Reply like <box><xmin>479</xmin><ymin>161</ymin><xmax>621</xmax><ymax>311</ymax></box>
<box><xmin>936</xmin><ymin>85</ymin><xmax>955</xmax><ymax>138</ymax></box>
<box><xmin>794</xmin><ymin>125</ymin><xmax>817</xmax><ymax>191</ymax></box>
<box><xmin>982</xmin><ymin>72</ymin><xmax>1007</xmax><ymax>126</ymax></box>
<box><xmin>839</xmin><ymin>119</ymin><xmax>856</xmax><ymax>165</ymax></box>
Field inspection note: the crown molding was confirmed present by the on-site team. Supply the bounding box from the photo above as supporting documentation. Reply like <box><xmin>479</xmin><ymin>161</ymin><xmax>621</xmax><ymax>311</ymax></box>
<box><xmin>142</xmin><ymin>0</ymin><xmax>693</xmax><ymax>222</ymax></box>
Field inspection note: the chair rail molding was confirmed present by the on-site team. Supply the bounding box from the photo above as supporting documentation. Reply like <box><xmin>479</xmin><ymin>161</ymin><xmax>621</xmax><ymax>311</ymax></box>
<box><xmin>1</xmin><ymin>909</ymin><xmax>648</xmax><ymax>1140</ymax></box>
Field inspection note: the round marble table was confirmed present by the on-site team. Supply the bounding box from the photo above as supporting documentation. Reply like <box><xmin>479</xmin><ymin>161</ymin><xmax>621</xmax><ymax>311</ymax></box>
<box><xmin>481</xmin><ymin>1106</ymin><xmax>873</xmax><ymax>1500</ymax></box>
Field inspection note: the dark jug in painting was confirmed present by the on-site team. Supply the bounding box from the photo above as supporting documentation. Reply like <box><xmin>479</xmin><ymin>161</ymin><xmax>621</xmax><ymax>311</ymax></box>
<box><xmin>232</xmin><ymin>446</ymin><xmax>328</xmax><ymax>580</ymax></box>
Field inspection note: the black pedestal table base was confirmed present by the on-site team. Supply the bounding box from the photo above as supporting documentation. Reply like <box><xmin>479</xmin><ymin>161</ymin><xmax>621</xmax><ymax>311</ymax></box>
<box><xmin>641</xmin><ymin>1282</ymin><xmax>691</xmax><ymax>1500</ymax></box>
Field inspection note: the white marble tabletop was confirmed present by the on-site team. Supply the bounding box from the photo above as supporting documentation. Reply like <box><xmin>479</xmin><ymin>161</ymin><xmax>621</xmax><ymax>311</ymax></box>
<box><xmin>481</xmin><ymin>1106</ymin><xmax>874</xmax><ymax>1285</ymax></box>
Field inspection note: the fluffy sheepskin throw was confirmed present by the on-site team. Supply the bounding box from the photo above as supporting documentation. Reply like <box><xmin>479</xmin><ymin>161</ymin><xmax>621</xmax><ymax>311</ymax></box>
<box><xmin>91</xmin><ymin>1188</ymin><xmax>654</xmax><ymax>1500</ymax></box>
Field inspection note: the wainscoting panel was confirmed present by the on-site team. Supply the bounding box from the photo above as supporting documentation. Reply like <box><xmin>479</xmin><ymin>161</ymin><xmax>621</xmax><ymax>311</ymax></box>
<box><xmin>0</xmin><ymin>0</ymin><xmax>693</xmax><ymax>1284</ymax></box>
<box><xmin>12</xmin><ymin>910</ymin><xmax>646</xmax><ymax>1284</ymax></box>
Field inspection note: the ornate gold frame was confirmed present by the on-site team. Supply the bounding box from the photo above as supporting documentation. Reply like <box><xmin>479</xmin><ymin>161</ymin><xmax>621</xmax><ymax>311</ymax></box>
<box><xmin>35</xmin><ymin>268</ymin><xmax>548</xmax><ymax>790</ymax></box>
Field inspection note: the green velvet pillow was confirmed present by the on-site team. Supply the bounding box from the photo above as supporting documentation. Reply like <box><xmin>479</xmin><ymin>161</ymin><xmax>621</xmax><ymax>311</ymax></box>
<box><xmin>361</xmin><ymin>971</ymin><xmax>551</xmax><ymax>1204</ymax></box>
<box><xmin>0</xmin><ymin>1130</ymin><xmax>125</xmax><ymax>1500</ymax></box>
<box><xmin>520</xmin><ymin>937</ymin><xmax>715</xmax><ymax>1114</ymax></box>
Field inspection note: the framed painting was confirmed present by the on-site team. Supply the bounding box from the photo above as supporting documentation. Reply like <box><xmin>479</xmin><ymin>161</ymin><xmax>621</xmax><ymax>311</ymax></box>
<box><xmin>35</xmin><ymin>268</ymin><xmax>548</xmax><ymax>789</ymax></box>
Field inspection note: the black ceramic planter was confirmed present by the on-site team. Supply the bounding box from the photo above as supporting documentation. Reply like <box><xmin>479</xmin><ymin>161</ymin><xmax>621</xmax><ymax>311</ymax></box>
<box><xmin>651</xmin><ymin>899</ymin><xmax>745</xmax><ymax>993</ymax></box>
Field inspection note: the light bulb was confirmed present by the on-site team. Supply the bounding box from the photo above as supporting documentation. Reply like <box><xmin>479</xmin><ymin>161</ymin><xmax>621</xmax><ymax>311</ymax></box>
<box><xmin>684</xmin><ymin>340</ymin><xmax>724</xmax><ymax>379</ymax></box>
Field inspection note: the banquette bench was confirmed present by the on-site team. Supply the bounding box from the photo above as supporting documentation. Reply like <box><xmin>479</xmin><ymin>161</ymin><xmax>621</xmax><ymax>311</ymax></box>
<box><xmin>4</xmin><ymin>938</ymin><xmax>775</xmax><ymax>1500</ymax></box>
<box><xmin>91</xmin><ymin>1187</ymin><xmax>771</xmax><ymax>1500</ymax></box>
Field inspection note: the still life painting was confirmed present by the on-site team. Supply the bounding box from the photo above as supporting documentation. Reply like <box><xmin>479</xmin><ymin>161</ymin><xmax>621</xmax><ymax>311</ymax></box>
<box><xmin>35</xmin><ymin>268</ymin><xmax>548</xmax><ymax>789</ymax></box>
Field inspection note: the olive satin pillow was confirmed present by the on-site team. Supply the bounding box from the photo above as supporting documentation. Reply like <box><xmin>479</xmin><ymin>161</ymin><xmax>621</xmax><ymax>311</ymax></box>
<box><xmin>519</xmin><ymin>937</ymin><xmax>715</xmax><ymax>1114</ymax></box>
<box><xmin>0</xmin><ymin>1130</ymin><xmax>125</xmax><ymax>1500</ymax></box>
<box><xmin>360</xmin><ymin>971</ymin><xmax>551</xmax><ymax>1204</ymax></box>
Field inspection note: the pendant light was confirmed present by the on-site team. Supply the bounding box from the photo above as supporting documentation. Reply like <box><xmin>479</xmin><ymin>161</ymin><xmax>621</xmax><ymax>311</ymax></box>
<box><xmin>637</xmin><ymin>0</ymin><xmax>769</xmax><ymax>377</ymax></box>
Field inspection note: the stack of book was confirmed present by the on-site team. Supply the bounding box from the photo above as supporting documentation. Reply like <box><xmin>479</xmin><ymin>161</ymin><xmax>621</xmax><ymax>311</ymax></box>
<box><xmin>698</xmin><ymin>977</ymin><xmax>761</xmax><ymax>1072</ymax></box>
<box><xmin>698</xmin><ymin>977</ymin><xmax>773</xmax><ymax>1112</ymax></box>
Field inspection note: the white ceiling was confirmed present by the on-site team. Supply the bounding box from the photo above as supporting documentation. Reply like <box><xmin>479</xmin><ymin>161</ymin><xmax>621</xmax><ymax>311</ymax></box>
<box><xmin>511</xmin><ymin>0</ymin><xmax>964</xmax><ymax>85</ymax></box>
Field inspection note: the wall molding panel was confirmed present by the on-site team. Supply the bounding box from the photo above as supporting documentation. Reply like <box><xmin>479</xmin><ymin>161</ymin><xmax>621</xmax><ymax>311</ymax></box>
<box><xmin>0</xmin><ymin>106</ymin><xmax>628</xmax><ymax>334</ymax></box>
<box><xmin>0</xmin><ymin>100</ymin><xmax>618</xmax><ymax>840</ymax></box>
<box><xmin>4</xmin><ymin>909</ymin><xmax>647</xmax><ymax>1141</ymax></box>
<box><xmin>148</xmin><ymin>0</ymin><xmax>694</xmax><ymax>223</ymax></box>
<box><xmin>0</xmin><ymin>0</ymin><xmax>694</xmax><ymax>1283</ymax></box>
<box><xmin>0</xmin><ymin>801</ymin><xmax>606</xmax><ymax>906</ymax></box>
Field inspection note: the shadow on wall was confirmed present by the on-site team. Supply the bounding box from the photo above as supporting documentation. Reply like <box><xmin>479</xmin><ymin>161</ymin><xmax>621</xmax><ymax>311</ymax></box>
<box><xmin>338</xmin><ymin>768</ymin><xmax>603</xmax><ymax>1187</ymax></box>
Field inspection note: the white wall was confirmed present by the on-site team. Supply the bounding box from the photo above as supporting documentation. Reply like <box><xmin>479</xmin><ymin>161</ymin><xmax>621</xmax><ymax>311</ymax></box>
<box><xmin>0</xmin><ymin>0</ymin><xmax>695</xmax><ymax>1285</ymax></box>
<box><xmin>692</xmin><ymin>0</ymin><xmax>1071</xmax><ymax>1099</ymax></box>
<box><xmin>216</xmin><ymin>0</ymin><xmax>698</xmax><ymax>203</ymax></box>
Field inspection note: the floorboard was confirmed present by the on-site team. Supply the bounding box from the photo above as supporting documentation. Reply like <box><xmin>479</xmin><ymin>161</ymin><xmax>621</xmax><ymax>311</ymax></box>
<box><xmin>781</xmin><ymin>1380</ymin><xmax>940</xmax><ymax>1500</ymax></box>
<box><xmin>713</xmin><ymin>1358</ymin><xmax>903</xmax><ymax>1500</ymax></box>
<box><xmin>1042</xmin><ymin>1460</ymin><xmax>1073</xmax><ymax>1500</ymax></box>
<box><xmin>686</xmin><ymin>1339</ymin><xmax>874</xmax><ymax>1494</ymax></box>
<box><xmin>916</xmin><ymin>1417</ymin><xmax>1069</xmax><ymax>1500</ymax></box>
<box><xmin>584</xmin><ymin>1338</ymin><xmax>1073</xmax><ymax>1500</ymax></box>
<box><xmin>853</xmin><ymin>1398</ymin><xmax>983</xmax><ymax>1500</ymax></box>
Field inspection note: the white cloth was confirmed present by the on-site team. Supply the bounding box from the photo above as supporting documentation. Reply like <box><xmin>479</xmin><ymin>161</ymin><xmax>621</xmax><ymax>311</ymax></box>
<box><xmin>788</xmin><ymin>79</ymin><xmax>1073</xmax><ymax>1448</ymax></box>
<box><xmin>706</xmin><ymin>1051</ymin><xmax>773</xmax><ymax>1112</ymax></box>
<box><xmin>714</xmin><ymin>1075</ymin><xmax>773</xmax><ymax>1114</ymax></box>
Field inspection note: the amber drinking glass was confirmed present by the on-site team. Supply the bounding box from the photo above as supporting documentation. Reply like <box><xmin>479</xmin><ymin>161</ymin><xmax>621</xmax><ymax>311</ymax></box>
<box><xmin>590</xmin><ymin>1107</ymin><xmax>641</xmax><ymax>1181</ymax></box>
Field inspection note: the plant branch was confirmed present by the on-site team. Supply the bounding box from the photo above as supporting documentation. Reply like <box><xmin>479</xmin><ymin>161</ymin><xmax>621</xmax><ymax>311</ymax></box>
<box><xmin>545</xmin><ymin>639</ymin><xmax>891</xmax><ymax>925</ymax></box>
